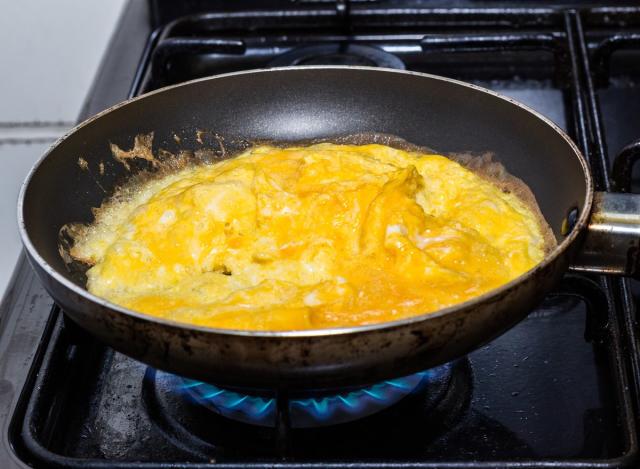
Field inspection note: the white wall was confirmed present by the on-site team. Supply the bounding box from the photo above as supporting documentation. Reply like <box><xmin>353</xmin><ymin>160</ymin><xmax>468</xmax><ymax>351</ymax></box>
<box><xmin>0</xmin><ymin>0</ymin><xmax>128</xmax><ymax>122</ymax></box>
<box><xmin>0</xmin><ymin>0</ymin><xmax>127</xmax><ymax>296</ymax></box>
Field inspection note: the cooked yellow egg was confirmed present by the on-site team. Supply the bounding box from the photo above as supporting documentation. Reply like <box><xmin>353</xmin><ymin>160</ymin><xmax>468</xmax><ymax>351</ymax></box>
<box><xmin>71</xmin><ymin>143</ymin><xmax>551</xmax><ymax>331</ymax></box>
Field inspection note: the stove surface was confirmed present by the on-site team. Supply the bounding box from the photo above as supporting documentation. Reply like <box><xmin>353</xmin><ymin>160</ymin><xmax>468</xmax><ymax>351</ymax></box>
<box><xmin>2</xmin><ymin>2</ymin><xmax>640</xmax><ymax>468</ymax></box>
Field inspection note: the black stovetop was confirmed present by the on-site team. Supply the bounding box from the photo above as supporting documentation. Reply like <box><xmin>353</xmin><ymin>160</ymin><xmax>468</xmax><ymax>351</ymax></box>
<box><xmin>2</xmin><ymin>2</ymin><xmax>640</xmax><ymax>468</ymax></box>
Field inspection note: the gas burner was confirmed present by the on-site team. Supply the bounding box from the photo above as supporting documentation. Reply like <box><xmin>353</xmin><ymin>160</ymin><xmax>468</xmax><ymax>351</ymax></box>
<box><xmin>143</xmin><ymin>362</ymin><xmax>468</xmax><ymax>458</ymax></box>
<box><xmin>177</xmin><ymin>365</ymin><xmax>452</xmax><ymax>428</ymax></box>
<box><xmin>268</xmin><ymin>44</ymin><xmax>406</xmax><ymax>70</ymax></box>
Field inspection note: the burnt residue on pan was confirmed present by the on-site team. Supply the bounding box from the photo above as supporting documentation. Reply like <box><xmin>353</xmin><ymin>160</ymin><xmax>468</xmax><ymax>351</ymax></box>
<box><xmin>110</xmin><ymin>133</ymin><xmax>158</xmax><ymax>170</ymax></box>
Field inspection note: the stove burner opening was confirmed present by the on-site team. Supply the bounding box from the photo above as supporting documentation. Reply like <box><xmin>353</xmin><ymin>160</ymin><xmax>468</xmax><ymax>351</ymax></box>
<box><xmin>172</xmin><ymin>364</ymin><xmax>452</xmax><ymax>428</ymax></box>
<box><xmin>268</xmin><ymin>44</ymin><xmax>406</xmax><ymax>70</ymax></box>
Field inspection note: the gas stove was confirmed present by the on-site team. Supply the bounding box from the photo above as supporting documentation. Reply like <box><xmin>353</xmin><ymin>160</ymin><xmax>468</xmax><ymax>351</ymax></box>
<box><xmin>2</xmin><ymin>1</ymin><xmax>640</xmax><ymax>468</ymax></box>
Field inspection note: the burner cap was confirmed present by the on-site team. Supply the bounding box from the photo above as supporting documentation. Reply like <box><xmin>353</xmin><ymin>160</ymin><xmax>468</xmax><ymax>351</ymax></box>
<box><xmin>268</xmin><ymin>44</ymin><xmax>405</xmax><ymax>70</ymax></box>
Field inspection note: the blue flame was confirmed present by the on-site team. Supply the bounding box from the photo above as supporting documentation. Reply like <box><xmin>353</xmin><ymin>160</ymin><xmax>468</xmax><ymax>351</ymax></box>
<box><xmin>179</xmin><ymin>365</ymin><xmax>450</xmax><ymax>428</ymax></box>
<box><xmin>180</xmin><ymin>380</ymin><xmax>275</xmax><ymax>422</ymax></box>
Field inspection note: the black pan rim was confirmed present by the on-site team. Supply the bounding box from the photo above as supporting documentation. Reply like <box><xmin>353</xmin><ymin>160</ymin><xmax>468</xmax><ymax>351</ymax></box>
<box><xmin>16</xmin><ymin>65</ymin><xmax>594</xmax><ymax>339</ymax></box>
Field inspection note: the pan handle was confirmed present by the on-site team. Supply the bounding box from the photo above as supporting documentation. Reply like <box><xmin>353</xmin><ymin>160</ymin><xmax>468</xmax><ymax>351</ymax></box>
<box><xmin>571</xmin><ymin>191</ymin><xmax>640</xmax><ymax>278</ymax></box>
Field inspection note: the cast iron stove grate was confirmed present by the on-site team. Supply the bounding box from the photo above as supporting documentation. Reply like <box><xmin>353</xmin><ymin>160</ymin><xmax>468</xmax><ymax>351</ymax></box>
<box><xmin>8</xmin><ymin>5</ymin><xmax>640</xmax><ymax>468</ymax></box>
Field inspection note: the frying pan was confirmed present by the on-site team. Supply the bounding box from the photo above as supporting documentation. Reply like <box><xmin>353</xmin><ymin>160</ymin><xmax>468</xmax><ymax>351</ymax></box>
<box><xmin>17</xmin><ymin>67</ymin><xmax>638</xmax><ymax>392</ymax></box>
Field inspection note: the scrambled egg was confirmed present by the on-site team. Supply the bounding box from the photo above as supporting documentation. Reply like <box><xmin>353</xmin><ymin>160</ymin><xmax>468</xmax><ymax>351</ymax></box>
<box><xmin>71</xmin><ymin>143</ymin><xmax>549</xmax><ymax>331</ymax></box>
